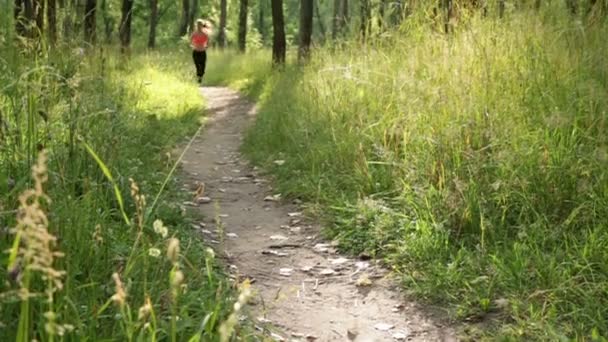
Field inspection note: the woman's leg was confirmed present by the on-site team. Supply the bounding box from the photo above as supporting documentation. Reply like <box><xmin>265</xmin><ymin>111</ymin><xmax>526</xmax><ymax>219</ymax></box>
<box><xmin>192</xmin><ymin>51</ymin><xmax>203</xmax><ymax>81</ymax></box>
<box><xmin>200</xmin><ymin>51</ymin><xmax>207</xmax><ymax>80</ymax></box>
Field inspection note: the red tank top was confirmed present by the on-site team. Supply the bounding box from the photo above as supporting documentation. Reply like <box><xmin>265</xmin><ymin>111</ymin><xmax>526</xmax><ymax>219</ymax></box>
<box><xmin>191</xmin><ymin>32</ymin><xmax>208</xmax><ymax>49</ymax></box>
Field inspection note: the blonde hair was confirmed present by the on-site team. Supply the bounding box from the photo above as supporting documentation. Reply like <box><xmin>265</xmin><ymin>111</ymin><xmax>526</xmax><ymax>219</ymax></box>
<box><xmin>195</xmin><ymin>19</ymin><xmax>211</xmax><ymax>33</ymax></box>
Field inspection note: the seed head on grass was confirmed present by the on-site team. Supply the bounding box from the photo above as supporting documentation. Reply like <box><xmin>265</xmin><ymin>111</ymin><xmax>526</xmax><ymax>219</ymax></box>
<box><xmin>111</xmin><ymin>272</ymin><xmax>127</xmax><ymax>308</ymax></box>
<box><xmin>219</xmin><ymin>280</ymin><xmax>252</xmax><ymax>342</ymax></box>
<box><xmin>153</xmin><ymin>219</ymin><xmax>169</xmax><ymax>238</ymax></box>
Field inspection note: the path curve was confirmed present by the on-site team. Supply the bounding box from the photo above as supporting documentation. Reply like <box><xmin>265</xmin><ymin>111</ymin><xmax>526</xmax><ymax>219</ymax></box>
<box><xmin>180</xmin><ymin>87</ymin><xmax>457</xmax><ymax>341</ymax></box>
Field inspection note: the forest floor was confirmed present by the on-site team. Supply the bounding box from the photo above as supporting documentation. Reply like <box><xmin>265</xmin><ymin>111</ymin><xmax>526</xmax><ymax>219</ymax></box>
<box><xmin>179</xmin><ymin>87</ymin><xmax>458</xmax><ymax>341</ymax></box>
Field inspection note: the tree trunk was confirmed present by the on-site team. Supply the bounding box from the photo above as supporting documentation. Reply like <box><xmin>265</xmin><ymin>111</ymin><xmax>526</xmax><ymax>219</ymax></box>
<box><xmin>119</xmin><ymin>0</ymin><xmax>134</xmax><ymax>53</ymax></box>
<box><xmin>84</xmin><ymin>0</ymin><xmax>96</xmax><ymax>43</ymax></box>
<box><xmin>47</xmin><ymin>0</ymin><xmax>57</xmax><ymax>44</ymax></box>
<box><xmin>148</xmin><ymin>0</ymin><xmax>158</xmax><ymax>48</ymax></box>
<box><xmin>535</xmin><ymin>0</ymin><xmax>541</xmax><ymax>10</ymax></box>
<box><xmin>298</xmin><ymin>0</ymin><xmax>313</xmax><ymax>61</ymax></box>
<box><xmin>331</xmin><ymin>0</ymin><xmax>340</xmax><ymax>39</ymax></box>
<box><xmin>271</xmin><ymin>0</ymin><xmax>286</xmax><ymax>64</ymax></box>
<box><xmin>34</xmin><ymin>0</ymin><xmax>44</xmax><ymax>36</ymax></box>
<box><xmin>566</xmin><ymin>0</ymin><xmax>577</xmax><ymax>14</ymax></box>
<box><xmin>179</xmin><ymin>0</ymin><xmax>190</xmax><ymax>36</ymax></box>
<box><xmin>314</xmin><ymin>0</ymin><xmax>325</xmax><ymax>42</ymax></box>
<box><xmin>189</xmin><ymin>0</ymin><xmax>198</xmax><ymax>30</ymax></box>
<box><xmin>359</xmin><ymin>0</ymin><xmax>370</xmax><ymax>39</ymax></box>
<box><xmin>238</xmin><ymin>0</ymin><xmax>248</xmax><ymax>52</ymax></box>
<box><xmin>340</xmin><ymin>0</ymin><xmax>348</xmax><ymax>34</ymax></box>
<box><xmin>218</xmin><ymin>0</ymin><xmax>227</xmax><ymax>47</ymax></box>
<box><xmin>258</xmin><ymin>0</ymin><xmax>266</xmax><ymax>43</ymax></box>
<box><xmin>23</xmin><ymin>0</ymin><xmax>35</xmax><ymax>37</ymax></box>
<box><xmin>378</xmin><ymin>0</ymin><xmax>386</xmax><ymax>29</ymax></box>
<box><xmin>498</xmin><ymin>0</ymin><xmax>505</xmax><ymax>18</ymax></box>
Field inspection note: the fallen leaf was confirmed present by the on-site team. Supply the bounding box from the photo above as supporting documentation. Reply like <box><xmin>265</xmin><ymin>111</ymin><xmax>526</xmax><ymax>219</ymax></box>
<box><xmin>226</xmin><ymin>233</ymin><xmax>238</xmax><ymax>239</ymax></box>
<box><xmin>270</xmin><ymin>235</ymin><xmax>289</xmax><ymax>241</ymax></box>
<box><xmin>330</xmin><ymin>257</ymin><xmax>349</xmax><ymax>265</ymax></box>
<box><xmin>289</xmin><ymin>227</ymin><xmax>302</xmax><ymax>233</ymax></box>
<box><xmin>262</xmin><ymin>250</ymin><xmax>289</xmax><ymax>257</ymax></box>
<box><xmin>320</xmin><ymin>269</ymin><xmax>336</xmax><ymax>276</ymax></box>
<box><xmin>218</xmin><ymin>214</ymin><xmax>229</xmax><ymax>218</ymax></box>
<box><xmin>264</xmin><ymin>194</ymin><xmax>282</xmax><ymax>202</ymax></box>
<box><xmin>392</xmin><ymin>331</ymin><xmax>409</xmax><ymax>340</ymax></box>
<box><xmin>374</xmin><ymin>323</ymin><xmax>395</xmax><ymax>331</ymax></box>
<box><xmin>313</xmin><ymin>243</ymin><xmax>331</xmax><ymax>253</ymax></box>
<box><xmin>270</xmin><ymin>332</ymin><xmax>285</xmax><ymax>341</ymax></box>
<box><xmin>301</xmin><ymin>266</ymin><xmax>314</xmax><ymax>273</ymax></box>
<box><xmin>195</xmin><ymin>196</ymin><xmax>211</xmax><ymax>204</ymax></box>
<box><xmin>356</xmin><ymin>274</ymin><xmax>372</xmax><ymax>287</ymax></box>
<box><xmin>287</xmin><ymin>212</ymin><xmax>302</xmax><ymax>217</ymax></box>
<box><xmin>279</xmin><ymin>268</ymin><xmax>293</xmax><ymax>276</ymax></box>
<box><xmin>273</xmin><ymin>160</ymin><xmax>286</xmax><ymax>166</ymax></box>
<box><xmin>355</xmin><ymin>261</ymin><xmax>370</xmax><ymax>270</ymax></box>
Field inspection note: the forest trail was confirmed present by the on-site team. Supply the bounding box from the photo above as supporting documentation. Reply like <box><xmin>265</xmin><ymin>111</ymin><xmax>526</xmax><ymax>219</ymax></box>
<box><xmin>180</xmin><ymin>87</ymin><xmax>457</xmax><ymax>341</ymax></box>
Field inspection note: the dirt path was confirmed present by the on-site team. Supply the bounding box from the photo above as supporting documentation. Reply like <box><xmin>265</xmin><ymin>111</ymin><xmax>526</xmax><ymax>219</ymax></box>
<box><xmin>180</xmin><ymin>87</ymin><xmax>457</xmax><ymax>341</ymax></box>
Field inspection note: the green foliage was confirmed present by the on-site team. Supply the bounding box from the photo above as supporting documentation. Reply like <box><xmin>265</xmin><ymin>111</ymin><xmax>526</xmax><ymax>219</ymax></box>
<box><xmin>0</xmin><ymin>18</ymin><xmax>254</xmax><ymax>338</ymax></box>
<box><xmin>209</xmin><ymin>11</ymin><xmax>608</xmax><ymax>341</ymax></box>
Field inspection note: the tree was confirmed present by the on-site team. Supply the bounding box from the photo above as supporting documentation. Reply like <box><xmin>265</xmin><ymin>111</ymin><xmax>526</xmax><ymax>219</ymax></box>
<box><xmin>84</xmin><ymin>0</ymin><xmax>97</xmax><ymax>43</ymax></box>
<box><xmin>119</xmin><ymin>0</ymin><xmax>134</xmax><ymax>53</ymax></box>
<box><xmin>331</xmin><ymin>0</ymin><xmax>340</xmax><ymax>39</ymax></box>
<box><xmin>271</xmin><ymin>0</ymin><xmax>286</xmax><ymax>64</ymax></box>
<box><xmin>218</xmin><ymin>0</ymin><xmax>228</xmax><ymax>47</ymax></box>
<box><xmin>179</xmin><ymin>0</ymin><xmax>190</xmax><ymax>36</ymax></box>
<box><xmin>14</xmin><ymin>0</ymin><xmax>26</xmax><ymax>36</ymax></box>
<box><xmin>47</xmin><ymin>0</ymin><xmax>57</xmax><ymax>44</ymax></box>
<box><xmin>238</xmin><ymin>0</ymin><xmax>248</xmax><ymax>52</ymax></box>
<box><xmin>340</xmin><ymin>0</ymin><xmax>348</xmax><ymax>34</ymax></box>
<box><xmin>258</xmin><ymin>0</ymin><xmax>266</xmax><ymax>42</ymax></box>
<box><xmin>314</xmin><ymin>0</ymin><xmax>326</xmax><ymax>42</ymax></box>
<box><xmin>359</xmin><ymin>0</ymin><xmax>370</xmax><ymax>39</ymax></box>
<box><xmin>148</xmin><ymin>0</ymin><xmax>159</xmax><ymax>47</ymax></box>
<box><xmin>34</xmin><ymin>0</ymin><xmax>44</xmax><ymax>36</ymax></box>
<box><xmin>189</xmin><ymin>0</ymin><xmax>199</xmax><ymax>29</ymax></box>
<box><xmin>299</xmin><ymin>0</ymin><xmax>313</xmax><ymax>61</ymax></box>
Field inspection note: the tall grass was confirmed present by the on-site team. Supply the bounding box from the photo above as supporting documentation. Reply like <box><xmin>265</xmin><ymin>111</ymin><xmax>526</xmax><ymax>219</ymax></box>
<box><xmin>0</xmin><ymin>14</ymin><xmax>255</xmax><ymax>339</ymax></box>
<box><xmin>211</xmin><ymin>8</ymin><xmax>608</xmax><ymax>341</ymax></box>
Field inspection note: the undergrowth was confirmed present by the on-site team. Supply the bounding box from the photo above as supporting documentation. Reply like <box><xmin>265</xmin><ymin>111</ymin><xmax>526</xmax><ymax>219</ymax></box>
<box><xmin>0</xmin><ymin>25</ymin><xmax>255</xmax><ymax>340</ymax></box>
<box><xmin>209</xmin><ymin>8</ymin><xmax>608</xmax><ymax>341</ymax></box>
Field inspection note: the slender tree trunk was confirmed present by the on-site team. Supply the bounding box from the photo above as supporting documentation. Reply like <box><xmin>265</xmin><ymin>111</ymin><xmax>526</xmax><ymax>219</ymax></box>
<box><xmin>298</xmin><ymin>0</ymin><xmax>313</xmax><ymax>61</ymax></box>
<box><xmin>359</xmin><ymin>0</ymin><xmax>370</xmax><ymax>39</ymax></box>
<box><xmin>119</xmin><ymin>0</ymin><xmax>133</xmax><ymax>53</ymax></box>
<box><xmin>84</xmin><ymin>0</ymin><xmax>96</xmax><ymax>43</ymax></box>
<box><xmin>148</xmin><ymin>0</ymin><xmax>158</xmax><ymax>47</ymax></box>
<box><xmin>331</xmin><ymin>0</ymin><xmax>340</xmax><ymax>39</ymax></box>
<box><xmin>34</xmin><ymin>0</ymin><xmax>44</xmax><ymax>36</ymax></box>
<box><xmin>378</xmin><ymin>0</ymin><xmax>386</xmax><ymax>29</ymax></box>
<box><xmin>340</xmin><ymin>0</ymin><xmax>348</xmax><ymax>33</ymax></box>
<box><xmin>566</xmin><ymin>0</ymin><xmax>577</xmax><ymax>14</ymax></box>
<box><xmin>314</xmin><ymin>0</ymin><xmax>326</xmax><ymax>42</ymax></box>
<box><xmin>258</xmin><ymin>0</ymin><xmax>266</xmax><ymax>42</ymax></box>
<box><xmin>271</xmin><ymin>0</ymin><xmax>286</xmax><ymax>64</ymax></box>
<box><xmin>238</xmin><ymin>0</ymin><xmax>248</xmax><ymax>52</ymax></box>
<box><xmin>535</xmin><ymin>0</ymin><xmax>541</xmax><ymax>10</ymax></box>
<box><xmin>498</xmin><ymin>0</ymin><xmax>505</xmax><ymax>18</ymax></box>
<box><xmin>179</xmin><ymin>0</ymin><xmax>190</xmax><ymax>36</ymax></box>
<box><xmin>47</xmin><ymin>0</ymin><xmax>57</xmax><ymax>44</ymax></box>
<box><xmin>101</xmin><ymin>0</ymin><xmax>113</xmax><ymax>42</ymax></box>
<box><xmin>189</xmin><ymin>0</ymin><xmax>198</xmax><ymax>29</ymax></box>
<box><xmin>218</xmin><ymin>0</ymin><xmax>227</xmax><ymax>47</ymax></box>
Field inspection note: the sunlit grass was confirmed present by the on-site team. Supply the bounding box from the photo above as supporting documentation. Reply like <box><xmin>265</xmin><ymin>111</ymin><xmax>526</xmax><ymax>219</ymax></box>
<box><xmin>211</xmin><ymin>9</ymin><xmax>608</xmax><ymax>341</ymax></box>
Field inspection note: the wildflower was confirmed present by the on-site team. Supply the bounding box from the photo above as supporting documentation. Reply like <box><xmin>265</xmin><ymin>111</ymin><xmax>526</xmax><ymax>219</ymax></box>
<box><xmin>205</xmin><ymin>247</ymin><xmax>215</xmax><ymax>259</ymax></box>
<box><xmin>138</xmin><ymin>297</ymin><xmax>153</xmax><ymax>321</ymax></box>
<box><xmin>111</xmin><ymin>272</ymin><xmax>127</xmax><ymax>307</ymax></box>
<box><xmin>148</xmin><ymin>248</ymin><xmax>161</xmax><ymax>258</ymax></box>
<box><xmin>153</xmin><ymin>219</ymin><xmax>168</xmax><ymax>238</ymax></box>
<box><xmin>167</xmin><ymin>238</ymin><xmax>180</xmax><ymax>264</ymax></box>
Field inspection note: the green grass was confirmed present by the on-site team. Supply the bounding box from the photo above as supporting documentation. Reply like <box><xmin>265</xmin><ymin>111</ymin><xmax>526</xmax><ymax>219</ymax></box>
<box><xmin>0</xmin><ymin>24</ymin><xmax>257</xmax><ymax>340</ymax></box>
<box><xmin>208</xmin><ymin>8</ymin><xmax>608</xmax><ymax>341</ymax></box>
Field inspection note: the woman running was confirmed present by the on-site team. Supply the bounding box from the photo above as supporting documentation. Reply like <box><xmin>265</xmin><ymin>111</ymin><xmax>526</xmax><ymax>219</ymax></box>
<box><xmin>191</xmin><ymin>19</ymin><xmax>211</xmax><ymax>84</ymax></box>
